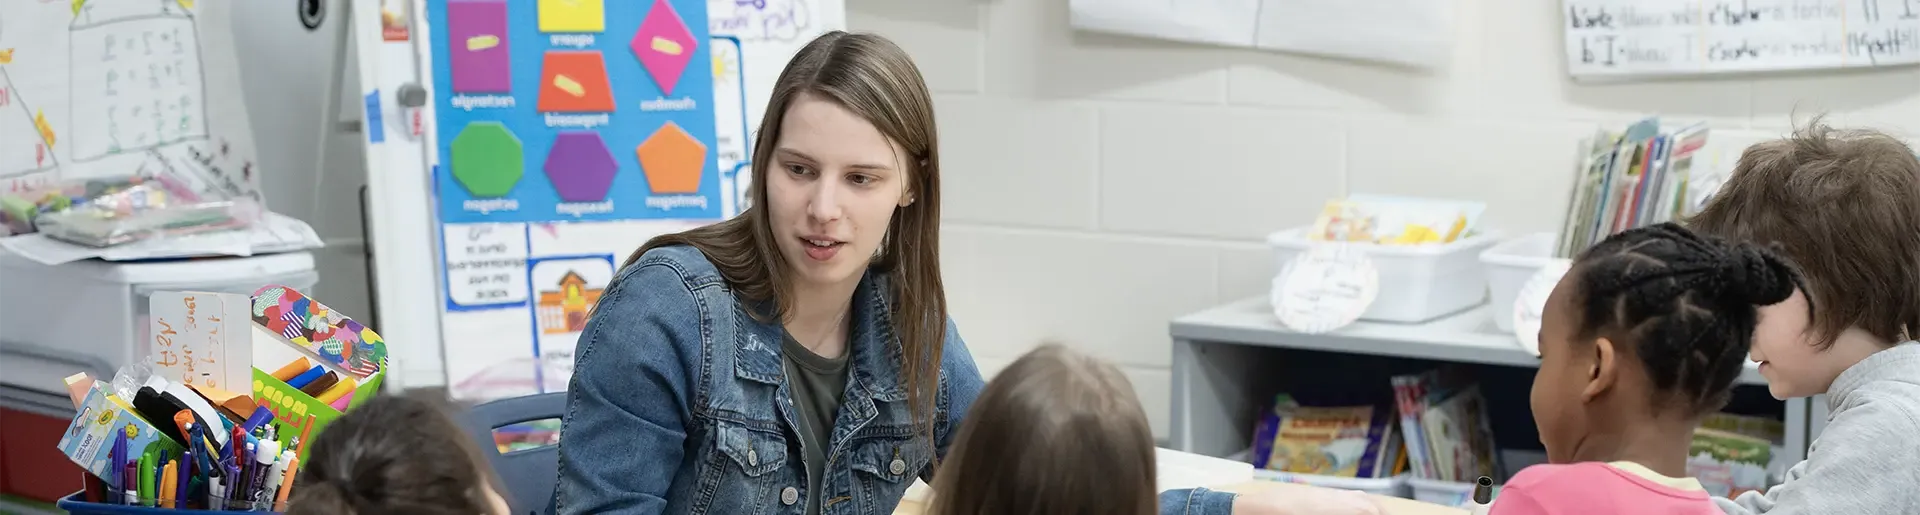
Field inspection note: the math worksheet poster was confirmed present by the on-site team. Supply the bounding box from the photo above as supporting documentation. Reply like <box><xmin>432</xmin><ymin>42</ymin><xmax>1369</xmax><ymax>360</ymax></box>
<box><xmin>0</xmin><ymin>0</ymin><xmax>259</xmax><ymax>201</ymax></box>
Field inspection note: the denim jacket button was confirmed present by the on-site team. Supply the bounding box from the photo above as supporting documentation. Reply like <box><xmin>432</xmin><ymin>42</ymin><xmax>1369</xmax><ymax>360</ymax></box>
<box><xmin>889</xmin><ymin>458</ymin><xmax>906</xmax><ymax>475</ymax></box>
<box><xmin>748</xmin><ymin>449</ymin><xmax>759</xmax><ymax>467</ymax></box>
<box><xmin>781</xmin><ymin>486</ymin><xmax>799</xmax><ymax>505</ymax></box>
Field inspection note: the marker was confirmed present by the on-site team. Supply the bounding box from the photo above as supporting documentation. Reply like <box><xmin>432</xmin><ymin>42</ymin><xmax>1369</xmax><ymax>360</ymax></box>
<box><xmin>1470</xmin><ymin>475</ymin><xmax>1494</xmax><ymax>515</ymax></box>
<box><xmin>270</xmin><ymin>358</ymin><xmax>312</xmax><ymax>382</ymax></box>
<box><xmin>285</xmin><ymin>365</ymin><xmax>326</xmax><ymax>389</ymax></box>
<box><xmin>261</xmin><ymin>448</ymin><xmax>294</xmax><ymax>508</ymax></box>
<box><xmin>244</xmin><ymin>439</ymin><xmax>280</xmax><ymax>508</ymax></box>
<box><xmin>274</xmin><ymin>454</ymin><xmax>300</xmax><ymax>507</ymax></box>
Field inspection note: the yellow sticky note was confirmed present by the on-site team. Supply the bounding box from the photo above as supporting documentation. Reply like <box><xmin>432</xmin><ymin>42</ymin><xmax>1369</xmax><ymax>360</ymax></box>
<box><xmin>71</xmin><ymin>0</ymin><xmax>85</xmax><ymax>15</ymax></box>
<box><xmin>33</xmin><ymin>110</ymin><xmax>55</xmax><ymax>148</ymax></box>
<box><xmin>0</xmin><ymin>49</ymin><xmax>12</xmax><ymax>64</ymax></box>
<box><xmin>466</xmin><ymin>35</ymin><xmax>500</xmax><ymax>51</ymax></box>
<box><xmin>538</xmin><ymin>0</ymin><xmax>605</xmax><ymax>33</ymax></box>
<box><xmin>552</xmin><ymin>75</ymin><xmax>585</xmax><ymax>97</ymax></box>
<box><xmin>175</xmin><ymin>0</ymin><xmax>194</xmax><ymax>9</ymax></box>
<box><xmin>650</xmin><ymin>37</ymin><xmax>683</xmax><ymax>56</ymax></box>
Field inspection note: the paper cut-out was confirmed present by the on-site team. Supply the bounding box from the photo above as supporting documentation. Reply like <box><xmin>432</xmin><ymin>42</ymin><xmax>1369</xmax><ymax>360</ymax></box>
<box><xmin>629</xmin><ymin>0</ymin><xmax>697</xmax><ymax>95</ymax></box>
<box><xmin>637</xmin><ymin>121</ymin><xmax>707</xmax><ymax>194</ymax></box>
<box><xmin>450</xmin><ymin>121</ymin><xmax>526</xmax><ymax>197</ymax></box>
<box><xmin>538</xmin><ymin>0</ymin><xmax>605</xmax><ymax>33</ymax></box>
<box><xmin>447</xmin><ymin>0</ymin><xmax>512</xmax><ymax>93</ymax></box>
<box><xmin>536</xmin><ymin>51</ymin><xmax>615</xmax><ymax>112</ymax></box>
<box><xmin>544</xmin><ymin>131</ymin><xmax>619</xmax><ymax>203</ymax></box>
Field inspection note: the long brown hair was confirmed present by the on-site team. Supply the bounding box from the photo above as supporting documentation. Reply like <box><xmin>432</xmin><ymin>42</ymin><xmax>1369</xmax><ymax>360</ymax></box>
<box><xmin>927</xmin><ymin>345</ymin><xmax>1158</xmax><ymax>515</ymax></box>
<box><xmin>621</xmin><ymin>31</ymin><xmax>947</xmax><ymax>441</ymax></box>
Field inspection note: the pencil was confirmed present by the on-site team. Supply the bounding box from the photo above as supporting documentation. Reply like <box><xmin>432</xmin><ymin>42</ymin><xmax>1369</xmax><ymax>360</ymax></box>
<box><xmin>297</xmin><ymin>414</ymin><xmax>315</xmax><ymax>452</ymax></box>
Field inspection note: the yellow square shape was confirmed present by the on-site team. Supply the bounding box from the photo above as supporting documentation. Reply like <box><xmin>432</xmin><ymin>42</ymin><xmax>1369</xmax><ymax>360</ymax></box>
<box><xmin>539</xmin><ymin>0</ymin><xmax>605</xmax><ymax>33</ymax></box>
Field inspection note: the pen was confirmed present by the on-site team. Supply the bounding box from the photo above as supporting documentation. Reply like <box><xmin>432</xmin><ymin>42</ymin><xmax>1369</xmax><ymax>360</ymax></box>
<box><xmin>1469</xmin><ymin>475</ymin><xmax>1494</xmax><ymax>515</ymax></box>
<box><xmin>160</xmin><ymin>460</ymin><xmax>177</xmax><ymax>508</ymax></box>
<box><xmin>137</xmin><ymin>448</ymin><xmax>154</xmax><ymax>506</ymax></box>
<box><xmin>154</xmin><ymin>450</ymin><xmax>169</xmax><ymax>505</ymax></box>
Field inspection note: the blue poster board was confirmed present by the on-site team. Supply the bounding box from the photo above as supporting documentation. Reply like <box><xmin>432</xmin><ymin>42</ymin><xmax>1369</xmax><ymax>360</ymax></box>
<box><xmin>425</xmin><ymin>0</ymin><xmax>721</xmax><ymax>224</ymax></box>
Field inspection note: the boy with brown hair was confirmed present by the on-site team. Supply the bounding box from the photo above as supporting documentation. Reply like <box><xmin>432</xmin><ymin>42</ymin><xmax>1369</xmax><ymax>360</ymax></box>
<box><xmin>1685</xmin><ymin>120</ymin><xmax>1920</xmax><ymax>515</ymax></box>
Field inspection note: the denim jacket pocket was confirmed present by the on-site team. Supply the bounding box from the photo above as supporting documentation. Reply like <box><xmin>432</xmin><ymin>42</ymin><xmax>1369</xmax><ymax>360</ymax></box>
<box><xmin>847</xmin><ymin>433</ymin><xmax>932</xmax><ymax>513</ymax></box>
<box><xmin>717</xmin><ymin>420</ymin><xmax>790</xmax><ymax>477</ymax></box>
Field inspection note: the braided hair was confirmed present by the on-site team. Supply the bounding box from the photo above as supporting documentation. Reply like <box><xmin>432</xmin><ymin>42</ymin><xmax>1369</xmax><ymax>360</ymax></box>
<box><xmin>1569</xmin><ymin>222</ymin><xmax>1802</xmax><ymax>413</ymax></box>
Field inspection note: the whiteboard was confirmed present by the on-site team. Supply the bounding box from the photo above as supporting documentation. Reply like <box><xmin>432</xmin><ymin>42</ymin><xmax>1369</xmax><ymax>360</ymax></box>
<box><xmin>1564</xmin><ymin>0</ymin><xmax>1920</xmax><ymax>79</ymax></box>
<box><xmin>0</xmin><ymin>0</ymin><xmax>259</xmax><ymax>201</ymax></box>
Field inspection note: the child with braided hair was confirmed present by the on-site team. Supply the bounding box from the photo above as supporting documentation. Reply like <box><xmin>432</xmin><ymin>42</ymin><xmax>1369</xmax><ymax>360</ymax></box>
<box><xmin>1490</xmin><ymin>223</ymin><xmax>1801</xmax><ymax>515</ymax></box>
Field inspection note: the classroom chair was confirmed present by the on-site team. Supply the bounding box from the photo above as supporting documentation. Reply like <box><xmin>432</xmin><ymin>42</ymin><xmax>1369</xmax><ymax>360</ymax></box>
<box><xmin>462</xmin><ymin>392</ymin><xmax>567</xmax><ymax>515</ymax></box>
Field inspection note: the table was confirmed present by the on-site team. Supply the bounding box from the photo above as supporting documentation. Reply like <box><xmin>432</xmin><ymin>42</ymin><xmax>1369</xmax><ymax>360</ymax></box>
<box><xmin>893</xmin><ymin>482</ymin><xmax>1464</xmax><ymax>515</ymax></box>
<box><xmin>1166</xmin><ymin>297</ymin><xmax>1809</xmax><ymax>466</ymax></box>
<box><xmin>891</xmin><ymin>448</ymin><xmax>1464</xmax><ymax>514</ymax></box>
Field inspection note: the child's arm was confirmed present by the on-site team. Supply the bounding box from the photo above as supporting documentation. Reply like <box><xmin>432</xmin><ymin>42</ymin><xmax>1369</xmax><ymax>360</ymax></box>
<box><xmin>1710</xmin><ymin>401</ymin><xmax>1920</xmax><ymax>515</ymax></box>
<box><xmin>551</xmin><ymin>264</ymin><xmax>701</xmax><ymax>515</ymax></box>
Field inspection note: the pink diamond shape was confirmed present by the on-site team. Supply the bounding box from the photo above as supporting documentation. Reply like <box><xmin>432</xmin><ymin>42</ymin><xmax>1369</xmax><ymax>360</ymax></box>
<box><xmin>629</xmin><ymin>0</ymin><xmax>696</xmax><ymax>96</ymax></box>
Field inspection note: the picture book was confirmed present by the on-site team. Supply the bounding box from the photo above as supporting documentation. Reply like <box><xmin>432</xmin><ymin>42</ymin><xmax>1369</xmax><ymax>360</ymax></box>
<box><xmin>1687</xmin><ymin>428</ymin><xmax>1772</xmax><ymax>499</ymax></box>
<box><xmin>1555</xmin><ymin>117</ymin><xmax>1711</xmax><ymax>258</ymax></box>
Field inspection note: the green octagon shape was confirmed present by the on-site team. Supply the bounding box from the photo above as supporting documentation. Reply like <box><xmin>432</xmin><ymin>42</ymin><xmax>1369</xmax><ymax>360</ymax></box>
<box><xmin>450</xmin><ymin>121</ymin><xmax>525</xmax><ymax>198</ymax></box>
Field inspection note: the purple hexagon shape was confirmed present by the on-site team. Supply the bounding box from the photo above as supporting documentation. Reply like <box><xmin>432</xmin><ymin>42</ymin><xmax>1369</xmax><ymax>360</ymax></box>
<box><xmin>544</xmin><ymin>131</ymin><xmax>618</xmax><ymax>203</ymax></box>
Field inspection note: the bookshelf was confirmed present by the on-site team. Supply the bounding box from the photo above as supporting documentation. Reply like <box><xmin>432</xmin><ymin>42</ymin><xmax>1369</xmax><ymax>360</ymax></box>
<box><xmin>1166</xmin><ymin>297</ymin><xmax>1809</xmax><ymax>470</ymax></box>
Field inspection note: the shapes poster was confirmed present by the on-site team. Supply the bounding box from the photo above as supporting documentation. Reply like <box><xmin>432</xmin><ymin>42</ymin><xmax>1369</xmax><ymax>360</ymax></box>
<box><xmin>427</xmin><ymin>0</ymin><xmax>721</xmax><ymax>224</ymax></box>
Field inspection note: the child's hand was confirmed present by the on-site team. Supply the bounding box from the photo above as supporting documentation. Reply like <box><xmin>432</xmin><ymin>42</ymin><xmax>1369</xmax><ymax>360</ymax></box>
<box><xmin>1230</xmin><ymin>483</ymin><xmax>1386</xmax><ymax>515</ymax></box>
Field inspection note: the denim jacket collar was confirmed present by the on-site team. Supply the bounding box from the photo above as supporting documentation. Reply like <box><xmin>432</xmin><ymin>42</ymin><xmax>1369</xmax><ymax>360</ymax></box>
<box><xmin>730</xmin><ymin>269</ymin><xmax>909</xmax><ymax>403</ymax></box>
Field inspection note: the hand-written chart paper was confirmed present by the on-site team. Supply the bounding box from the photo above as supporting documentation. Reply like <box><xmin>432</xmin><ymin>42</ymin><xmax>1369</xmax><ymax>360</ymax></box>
<box><xmin>0</xmin><ymin>1</ymin><xmax>260</xmax><ymax>201</ymax></box>
<box><xmin>149</xmin><ymin>291</ymin><xmax>253</xmax><ymax>390</ymax></box>
<box><xmin>1564</xmin><ymin>0</ymin><xmax>1920</xmax><ymax>79</ymax></box>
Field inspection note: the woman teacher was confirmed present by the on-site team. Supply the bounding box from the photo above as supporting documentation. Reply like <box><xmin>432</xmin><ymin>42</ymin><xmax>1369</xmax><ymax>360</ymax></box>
<box><xmin>552</xmin><ymin>31</ymin><xmax>1378</xmax><ymax>515</ymax></box>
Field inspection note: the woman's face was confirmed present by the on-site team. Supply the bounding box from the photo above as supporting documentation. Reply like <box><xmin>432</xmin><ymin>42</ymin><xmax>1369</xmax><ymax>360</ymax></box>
<box><xmin>766</xmin><ymin>92</ymin><xmax>913</xmax><ymax>289</ymax></box>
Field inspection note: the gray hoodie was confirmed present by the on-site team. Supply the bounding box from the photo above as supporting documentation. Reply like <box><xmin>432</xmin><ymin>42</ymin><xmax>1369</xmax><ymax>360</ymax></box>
<box><xmin>1713</xmin><ymin>343</ymin><xmax>1920</xmax><ymax>515</ymax></box>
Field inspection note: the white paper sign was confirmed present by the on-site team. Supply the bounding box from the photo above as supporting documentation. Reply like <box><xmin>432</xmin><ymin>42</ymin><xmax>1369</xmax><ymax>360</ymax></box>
<box><xmin>1271</xmin><ymin>244</ymin><xmax>1380</xmax><ymax>334</ymax></box>
<box><xmin>1070</xmin><ymin>0</ymin><xmax>1454</xmax><ymax>69</ymax></box>
<box><xmin>148</xmin><ymin>291</ymin><xmax>252</xmax><ymax>391</ymax></box>
<box><xmin>1513</xmin><ymin>259</ymin><xmax>1574</xmax><ymax>357</ymax></box>
<box><xmin>444</xmin><ymin>223</ymin><xmax>530</xmax><ymax>306</ymax></box>
<box><xmin>1564</xmin><ymin>0</ymin><xmax>1920</xmax><ymax>79</ymax></box>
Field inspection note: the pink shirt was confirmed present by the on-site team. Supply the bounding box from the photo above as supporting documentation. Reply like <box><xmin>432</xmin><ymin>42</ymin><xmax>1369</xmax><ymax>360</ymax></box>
<box><xmin>1489</xmin><ymin>462</ymin><xmax>1720</xmax><ymax>515</ymax></box>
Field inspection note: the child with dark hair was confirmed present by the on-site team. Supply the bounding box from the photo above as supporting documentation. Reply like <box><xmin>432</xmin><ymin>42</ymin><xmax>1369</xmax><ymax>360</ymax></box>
<box><xmin>1492</xmin><ymin>223</ymin><xmax>1800</xmax><ymax>514</ymax></box>
<box><xmin>287</xmin><ymin>395</ymin><xmax>509</xmax><ymax>515</ymax></box>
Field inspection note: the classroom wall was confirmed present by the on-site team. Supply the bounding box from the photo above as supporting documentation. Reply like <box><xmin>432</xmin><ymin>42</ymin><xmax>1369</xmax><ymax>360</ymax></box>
<box><xmin>846</xmin><ymin>0</ymin><xmax>1920</xmax><ymax>438</ymax></box>
<box><xmin>230</xmin><ymin>0</ymin><xmax>374</xmax><ymax>321</ymax></box>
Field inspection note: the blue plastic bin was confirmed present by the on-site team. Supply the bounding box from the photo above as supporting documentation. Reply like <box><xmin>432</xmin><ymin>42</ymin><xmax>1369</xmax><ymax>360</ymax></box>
<box><xmin>56</xmin><ymin>492</ymin><xmax>284</xmax><ymax>514</ymax></box>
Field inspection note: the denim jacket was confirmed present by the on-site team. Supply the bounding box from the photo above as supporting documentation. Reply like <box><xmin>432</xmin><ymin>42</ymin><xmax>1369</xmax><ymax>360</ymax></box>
<box><xmin>553</xmin><ymin>245</ymin><xmax>1238</xmax><ymax>515</ymax></box>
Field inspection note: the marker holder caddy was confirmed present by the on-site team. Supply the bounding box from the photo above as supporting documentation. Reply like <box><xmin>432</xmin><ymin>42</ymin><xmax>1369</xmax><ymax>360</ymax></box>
<box><xmin>247</xmin><ymin>284</ymin><xmax>388</xmax><ymax>465</ymax></box>
<box><xmin>58</xmin><ymin>489</ymin><xmax>289</xmax><ymax>514</ymax></box>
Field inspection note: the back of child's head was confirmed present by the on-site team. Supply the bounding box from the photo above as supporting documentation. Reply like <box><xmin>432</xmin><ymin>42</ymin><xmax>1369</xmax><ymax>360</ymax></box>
<box><xmin>1687</xmin><ymin>118</ymin><xmax>1920</xmax><ymax>348</ymax></box>
<box><xmin>287</xmin><ymin>395</ymin><xmax>506</xmax><ymax>515</ymax></box>
<box><xmin>1546</xmin><ymin>223</ymin><xmax>1801</xmax><ymax>414</ymax></box>
<box><xmin>928</xmin><ymin>344</ymin><xmax>1156</xmax><ymax>515</ymax></box>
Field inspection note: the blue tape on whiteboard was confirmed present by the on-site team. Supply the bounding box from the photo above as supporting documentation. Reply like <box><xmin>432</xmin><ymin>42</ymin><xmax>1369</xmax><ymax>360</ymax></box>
<box><xmin>365</xmin><ymin>91</ymin><xmax>386</xmax><ymax>144</ymax></box>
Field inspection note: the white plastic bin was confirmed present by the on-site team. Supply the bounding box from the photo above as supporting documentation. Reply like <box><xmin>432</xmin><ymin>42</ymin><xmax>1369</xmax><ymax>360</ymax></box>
<box><xmin>1268</xmin><ymin>227</ymin><xmax>1502</xmax><ymax>323</ymax></box>
<box><xmin>1252</xmin><ymin>469</ymin><xmax>1413</xmax><ymax>498</ymax></box>
<box><xmin>1479</xmin><ymin>233</ymin><xmax>1559</xmax><ymax>333</ymax></box>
